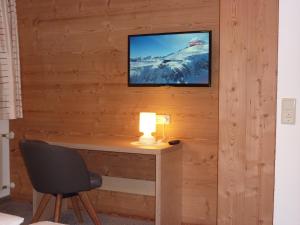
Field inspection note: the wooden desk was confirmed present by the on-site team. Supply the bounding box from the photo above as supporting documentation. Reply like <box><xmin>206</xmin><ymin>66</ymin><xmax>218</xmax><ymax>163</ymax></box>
<box><xmin>34</xmin><ymin>137</ymin><xmax>182</xmax><ymax>225</ymax></box>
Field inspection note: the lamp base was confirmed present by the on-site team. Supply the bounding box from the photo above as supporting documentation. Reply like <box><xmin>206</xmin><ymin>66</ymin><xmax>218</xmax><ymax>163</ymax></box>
<box><xmin>139</xmin><ymin>135</ymin><xmax>156</xmax><ymax>145</ymax></box>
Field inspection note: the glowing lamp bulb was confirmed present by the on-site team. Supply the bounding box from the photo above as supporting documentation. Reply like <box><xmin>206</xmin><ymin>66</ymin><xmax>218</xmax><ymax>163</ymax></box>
<box><xmin>139</xmin><ymin>112</ymin><xmax>156</xmax><ymax>145</ymax></box>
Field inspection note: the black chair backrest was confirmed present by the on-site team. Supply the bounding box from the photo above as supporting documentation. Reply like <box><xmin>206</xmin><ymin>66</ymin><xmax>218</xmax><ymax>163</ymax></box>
<box><xmin>20</xmin><ymin>139</ymin><xmax>91</xmax><ymax>194</ymax></box>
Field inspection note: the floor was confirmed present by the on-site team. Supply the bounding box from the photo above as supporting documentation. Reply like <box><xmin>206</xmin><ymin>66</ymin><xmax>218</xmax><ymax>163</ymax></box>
<box><xmin>0</xmin><ymin>199</ymin><xmax>154</xmax><ymax>225</ymax></box>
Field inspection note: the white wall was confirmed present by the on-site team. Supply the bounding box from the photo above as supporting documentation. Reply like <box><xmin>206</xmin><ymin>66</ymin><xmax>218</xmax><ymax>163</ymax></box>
<box><xmin>273</xmin><ymin>0</ymin><xmax>300</xmax><ymax>224</ymax></box>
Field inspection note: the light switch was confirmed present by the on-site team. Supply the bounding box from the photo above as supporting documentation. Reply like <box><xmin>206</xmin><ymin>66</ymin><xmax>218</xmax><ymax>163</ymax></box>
<box><xmin>156</xmin><ymin>114</ymin><xmax>171</xmax><ymax>125</ymax></box>
<box><xmin>281</xmin><ymin>98</ymin><xmax>296</xmax><ymax>125</ymax></box>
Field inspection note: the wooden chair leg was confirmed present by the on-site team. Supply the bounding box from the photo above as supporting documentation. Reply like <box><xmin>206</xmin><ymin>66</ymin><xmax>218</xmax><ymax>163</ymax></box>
<box><xmin>32</xmin><ymin>194</ymin><xmax>51</xmax><ymax>223</ymax></box>
<box><xmin>54</xmin><ymin>194</ymin><xmax>63</xmax><ymax>223</ymax></box>
<box><xmin>78</xmin><ymin>192</ymin><xmax>102</xmax><ymax>225</ymax></box>
<box><xmin>71</xmin><ymin>196</ymin><xmax>83</xmax><ymax>223</ymax></box>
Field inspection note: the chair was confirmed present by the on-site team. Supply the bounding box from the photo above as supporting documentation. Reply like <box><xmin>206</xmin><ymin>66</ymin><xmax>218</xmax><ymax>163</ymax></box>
<box><xmin>19</xmin><ymin>139</ymin><xmax>102</xmax><ymax>225</ymax></box>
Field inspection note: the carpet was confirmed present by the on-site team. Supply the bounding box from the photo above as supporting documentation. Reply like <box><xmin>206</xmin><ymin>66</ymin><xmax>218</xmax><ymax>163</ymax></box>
<box><xmin>0</xmin><ymin>200</ymin><xmax>154</xmax><ymax>225</ymax></box>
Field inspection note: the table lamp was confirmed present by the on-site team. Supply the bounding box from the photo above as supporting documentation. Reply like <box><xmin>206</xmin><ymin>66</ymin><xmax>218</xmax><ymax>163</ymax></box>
<box><xmin>139</xmin><ymin>112</ymin><xmax>156</xmax><ymax>145</ymax></box>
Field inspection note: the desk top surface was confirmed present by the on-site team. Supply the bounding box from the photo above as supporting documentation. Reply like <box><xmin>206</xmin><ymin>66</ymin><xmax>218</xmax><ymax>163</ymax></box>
<box><xmin>45</xmin><ymin>136</ymin><xmax>180</xmax><ymax>155</ymax></box>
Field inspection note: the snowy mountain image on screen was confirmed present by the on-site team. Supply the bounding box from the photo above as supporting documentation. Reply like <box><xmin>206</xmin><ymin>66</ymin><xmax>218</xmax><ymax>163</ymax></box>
<box><xmin>129</xmin><ymin>37</ymin><xmax>209</xmax><ymax>85</ymax></box>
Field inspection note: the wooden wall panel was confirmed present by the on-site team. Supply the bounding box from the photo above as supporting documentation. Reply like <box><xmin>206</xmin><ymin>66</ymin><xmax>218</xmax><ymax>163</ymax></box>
<box><xmin>11</xmin><ymin>0</ymin><xmax>219</xmax><ymax>224</ymax></box>
<box><xmin>87</xmin><ymin>189</ymin><xmax>156</xmax><ymax>220</ymax></box>
<box><xmin>77</xmin><ymin>149</ymin><xmax>156</xmax><ymax>181</ymax></box>
<box><xmin>218</xmin><ymin>0</ymin><xmax>278</xmax><ymax>225</ymax></box>
<box><xmin>67</xmin><ymin>189</ymin><xmax>156</xmax><ymax>220</ymax></box>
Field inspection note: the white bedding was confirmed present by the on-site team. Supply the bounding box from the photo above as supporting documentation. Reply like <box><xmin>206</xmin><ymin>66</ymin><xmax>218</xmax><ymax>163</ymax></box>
<box><xmin>31</xmin><ymin>222</ymin><xmax>66</xmax><ymax>225</ymax></box>
<box><xmin>0</xmin><ymin>212</ymin><xmax>24</xmax><ymax>225</ymax></box>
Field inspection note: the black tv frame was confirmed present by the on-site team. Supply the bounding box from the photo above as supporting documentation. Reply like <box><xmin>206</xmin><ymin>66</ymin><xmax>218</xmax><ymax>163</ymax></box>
<box><xmin>128</xmin><ymin>30</ymin><xmax>212</xmax><ymax>87</ymax></box>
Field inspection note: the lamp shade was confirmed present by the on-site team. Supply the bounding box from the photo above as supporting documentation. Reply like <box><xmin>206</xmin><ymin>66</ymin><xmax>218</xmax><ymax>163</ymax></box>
<box><xmin>139</xmin><ymin>112</ymin><xmax>156</xmax><ymax>133</ymax></box>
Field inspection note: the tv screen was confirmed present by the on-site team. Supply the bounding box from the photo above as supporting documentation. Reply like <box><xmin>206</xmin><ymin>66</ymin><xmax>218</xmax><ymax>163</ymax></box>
<box><xmin>128</xmin><ymin>31</ymin><xmax>211</xmax><ymax>87</ymax></box>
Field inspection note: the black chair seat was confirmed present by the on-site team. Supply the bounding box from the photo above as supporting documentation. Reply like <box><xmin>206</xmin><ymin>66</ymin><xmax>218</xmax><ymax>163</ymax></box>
<box><xmin>89</xmin><ymin>172</ymin><xmax>102</xmax><ymax>189</ymax></box>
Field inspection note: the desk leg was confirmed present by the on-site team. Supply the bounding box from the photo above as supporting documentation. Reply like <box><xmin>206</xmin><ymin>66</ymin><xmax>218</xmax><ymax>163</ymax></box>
<box><xmin>159</xmin><ymin>149</ymin><xmax>182</xmax><ymax>225</ymax></box>
<box><xmin>155</xmin><ymin>154</ymin><xmax>161</xmax><ymax>225</ymax></box>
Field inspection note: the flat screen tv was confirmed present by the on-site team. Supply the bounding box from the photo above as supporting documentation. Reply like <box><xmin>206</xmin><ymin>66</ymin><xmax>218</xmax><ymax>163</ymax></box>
<box><xmin>128</xmin><ymin>31</ymin><xmax>211</xmax><ymax>87</ymax></box>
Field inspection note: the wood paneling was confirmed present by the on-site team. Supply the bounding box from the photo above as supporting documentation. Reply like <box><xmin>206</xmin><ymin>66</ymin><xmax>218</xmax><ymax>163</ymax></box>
<box><xmin>77</xmin><ymin>149</ymin><xmax>156</xmax><ymax>181</ymax></box>
<box><xmin>11</xmin><ymin>0</ymin><xmax>219</xmax><ymax>224</ymax></box>
<box><xmin>88</xmin><ymin>189</ymin><xmax>156</xmax><ymax>220</ymax></box>
<box><xmin>218</xmin><ymin>0</ymin><xmax>278</xmax><ymax>225</ymax></box>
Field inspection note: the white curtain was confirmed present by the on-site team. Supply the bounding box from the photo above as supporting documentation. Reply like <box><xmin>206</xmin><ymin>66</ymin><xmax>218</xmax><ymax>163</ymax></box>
<box><xmin>0</xmin><ymin>0</ymin><xmax>22</xmax><ymax>119</ymax></box>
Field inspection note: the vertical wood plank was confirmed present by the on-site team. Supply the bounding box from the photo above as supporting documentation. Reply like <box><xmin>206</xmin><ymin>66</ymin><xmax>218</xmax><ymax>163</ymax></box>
<box><xmin>218</xmin><ymin>0</ymin><xmax>278</xmax><ymax>225</ymax></box>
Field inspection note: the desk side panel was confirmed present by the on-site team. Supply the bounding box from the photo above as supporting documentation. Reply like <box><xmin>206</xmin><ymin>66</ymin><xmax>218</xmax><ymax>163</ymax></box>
<box><xmin>160</xmin><ymin>146</ymin><xmax>182</xmax><ymax>225</ymax></box>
